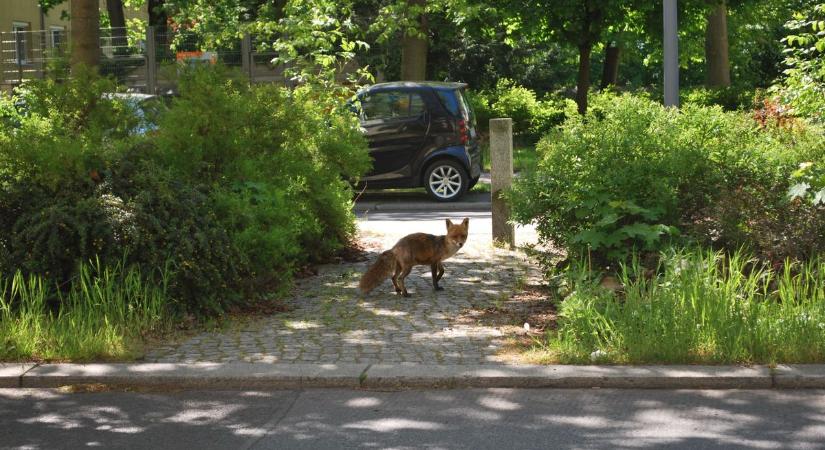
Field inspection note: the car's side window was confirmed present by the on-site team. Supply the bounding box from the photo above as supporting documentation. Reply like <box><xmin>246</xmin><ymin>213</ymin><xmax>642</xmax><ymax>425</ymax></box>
<box><xmin>362</xmin><ymin>91</ymin><xmax>425</xmax><ymax>121</ymax></box>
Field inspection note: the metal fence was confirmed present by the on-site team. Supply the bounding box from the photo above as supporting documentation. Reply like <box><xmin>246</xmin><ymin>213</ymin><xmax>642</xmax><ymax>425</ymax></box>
<box><xmin>1</xmin><ymin>26</ymin><xmax>290</xmax><ymax>93</ymax></box>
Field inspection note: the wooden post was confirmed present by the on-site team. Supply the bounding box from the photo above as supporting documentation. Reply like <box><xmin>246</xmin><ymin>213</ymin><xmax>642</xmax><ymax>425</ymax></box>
<box><xmin>145</xmin><ymin>26</ymin><xmax>156</xmax><ymax>95</ymax></box>
<box><xmin>490</xmin><ymin>118</ymin><xmax>515</xmax><ymax>249</ymax></box>
<box><xmin>241</xmin><ymin>33</ymin><xmax>253</xmax><ymax>81</ymax></box>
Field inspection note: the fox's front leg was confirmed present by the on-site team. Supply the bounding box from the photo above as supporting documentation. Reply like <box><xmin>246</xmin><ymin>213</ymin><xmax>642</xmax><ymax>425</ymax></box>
<box><xmin>431</xmin><ymin>263</ymin><xmax>445</xmax><ymax>291</ymax></box>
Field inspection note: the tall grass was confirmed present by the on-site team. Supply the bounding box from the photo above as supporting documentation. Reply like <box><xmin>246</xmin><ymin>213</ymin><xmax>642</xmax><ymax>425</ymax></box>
<box><xmin>543</xmin><ymin>248</ymin><xmax>825</xmax><ymax>364</ymax></box>
<box><xmin>0</xmin><ymin>260</ymin><xmax>173</xmax><ymax>361</ymax></box>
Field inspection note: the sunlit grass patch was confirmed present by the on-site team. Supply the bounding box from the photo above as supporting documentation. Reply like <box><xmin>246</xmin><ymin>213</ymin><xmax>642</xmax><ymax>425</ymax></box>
<box><xmin>535</xmin><ymin>248</ymin><xmax>825</xmax><ymax>364</ymax></box>
<box><xmin>0</xmin><ymin>260</ymin><xmax>173</xmax><ymax>361</ymax></box>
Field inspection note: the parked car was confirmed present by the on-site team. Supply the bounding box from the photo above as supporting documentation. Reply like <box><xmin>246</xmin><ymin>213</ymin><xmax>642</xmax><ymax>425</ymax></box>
<box><xmin>353</xmin><ymin>81</ymin><xmax>482</xmax><ymax>202</ymax></box>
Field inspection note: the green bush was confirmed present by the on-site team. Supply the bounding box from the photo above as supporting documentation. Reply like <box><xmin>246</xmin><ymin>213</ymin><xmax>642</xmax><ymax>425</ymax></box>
<box><xmin>774</xmin><ymin>3</ymin><xmax>825</xmax><ymax>123</ymax></box>
<box><xmin>152</xmin><ymin>67</ymin><xmax>370</xmax><ymax>286</ymax></box>
<box><xmin>1</xmin><ymin>64</ymin><xmax>370</xmax><ymax>318</ymax></box>
<box><xmin>469</xmin><ymin>80</ymin><xmax>568</xmax><ymax>141</ymax></box>
<box><xmin>510</xmin><ymin>92</ymin><xmax>825</xmax><ymax>266</ymax></box>
<box><xmin>490</xmin><ymin>79</ymin><xmax>538</xmax><ymax>134</ymax></box>
<box><xmin>682</xmin><ymin>84</ymin><xmax>757</xmax><ymax>111</ymax></box>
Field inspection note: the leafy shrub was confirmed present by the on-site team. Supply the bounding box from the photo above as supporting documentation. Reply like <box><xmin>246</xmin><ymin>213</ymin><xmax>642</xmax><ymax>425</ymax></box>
<box><xmin>153</xmin><ymin>67</ymin><xmax>370</xmax><ymax>285</ymax></box>
<box><xmin>0</xmin><ymin>65</ymin><xmax>370</xmax><ymax>317</ymax></box>
<box><xmin>107</xmin><ymin>155</ymin><xmax>245</xmax><ymax>314</ymax></box>
<box><xmin>469</xmin><ymin>80</ymin><xmax>567</xmax><ymax>141</ymax></box>
<box><xmin>528</xmin><ymin>97</ymin><xmax>570</xmax><ymax>138</ymax></box>
<box><xmin>510</xmin><ymin>92</ymin><xmax>825</xmax><ymax>267</ymax></box>
<box><xmin>774</xmin><ymin>3</ymin><xmax>825</xmax><ymax>123</ymax></box>
<box><xmin>490</xmin><ymin>79</ymin><xmax>538</xmax><ymax>134</ymax></box>
<box><xmin>568</xmin><ymin>195</ymin><xmax>679</xmax><ymax>263</ymax></box>
<box><xmin>682</xmin><ymin>84</ymin><xmax>757</xmax><ymax>111</ymax></box>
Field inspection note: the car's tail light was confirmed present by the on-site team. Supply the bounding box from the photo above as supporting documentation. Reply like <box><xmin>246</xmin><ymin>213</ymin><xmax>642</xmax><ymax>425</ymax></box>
<box><xmin>457</xmin><ymin>119</ymin><xmax>468</xmax><ymax>144</ymax></box>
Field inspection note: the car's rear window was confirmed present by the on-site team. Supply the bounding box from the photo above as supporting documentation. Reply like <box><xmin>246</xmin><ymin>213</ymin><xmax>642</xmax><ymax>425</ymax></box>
<box><xmin>436</xmin><ymin>90</ymin><xmax>461</xmax><ymax>118</ymax></box>
<box><xmin>436</xmin><ymin>89</ymin><xmax>473</xmax><ymax>124</ymax></box>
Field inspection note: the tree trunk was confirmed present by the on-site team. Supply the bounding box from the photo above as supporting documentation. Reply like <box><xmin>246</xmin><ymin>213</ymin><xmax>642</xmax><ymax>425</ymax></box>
<box><xmin>705</xmin><ymin>1</ymin><xmax>730</xmax><ymax>87</ymax></box>
<box><xmin>400</xmin><ymin>0</ymin><xmax>427</xmax><ymax>81</ymax></box>
<box><xmin>70</xmin><ymin>0</ymin><xmax>100</xmax><ymax>70</ymax></box>
<box><xmin>601</xmin><ymin>43</ymin><xmax>620</xmax><ymax>88</ymax></box>
<box><xmin>106</xmin><ymin>0</ymin><xmax>128</xmax><ymax>51</ymax></box>
<box><xmin>576</xmin><ymin>43</ymin><xmax>593</xmax><ymax>114</ymax></box>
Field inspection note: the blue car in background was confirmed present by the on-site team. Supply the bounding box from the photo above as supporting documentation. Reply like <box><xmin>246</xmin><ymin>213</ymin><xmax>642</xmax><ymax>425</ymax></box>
<box><xmin>353</xmin><ymin>82</ymin><xmax>482</xmax><ymax>202</ymax></box>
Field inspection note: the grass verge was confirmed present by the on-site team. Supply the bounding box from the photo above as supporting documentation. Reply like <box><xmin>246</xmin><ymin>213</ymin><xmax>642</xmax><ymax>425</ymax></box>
<box><xmin>530</xmin><ymin>248</ymin><xmax>825</xmax><ymax>365</ymax></box>
<box><xmin>481</xmin><ymin>142</ymin><xmax>538</xmax><ymax>173</ymax></box>
<box><xmin>0</xmin><ymin>260</ymin><xmax>174</xmax><ymax>361</ymax></box>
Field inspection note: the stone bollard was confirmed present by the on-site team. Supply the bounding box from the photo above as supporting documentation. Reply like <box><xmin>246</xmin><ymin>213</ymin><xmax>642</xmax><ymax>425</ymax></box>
<box><xmin>490</xmin><ymin>118</ymin><xmax>515</xmax><ymax>249</ymax></box>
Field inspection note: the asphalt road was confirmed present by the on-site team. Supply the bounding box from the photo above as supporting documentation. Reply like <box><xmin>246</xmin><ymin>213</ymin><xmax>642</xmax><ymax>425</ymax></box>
<box><xmin>3</xmin><ymin>388</ymin><xmax>824</xmax><ymax>449</ymax></box>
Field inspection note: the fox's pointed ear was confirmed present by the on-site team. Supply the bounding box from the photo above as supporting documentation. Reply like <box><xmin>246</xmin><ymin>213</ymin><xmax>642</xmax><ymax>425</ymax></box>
<box><xmin>462</xmin><ymin>217</ymin><xmax>469</xmax><ymax>228</ymax></box>
<box><xmin>446</xmin><ymin>219</ymin><xmax>453</xmax><ymax>228</ymax></box>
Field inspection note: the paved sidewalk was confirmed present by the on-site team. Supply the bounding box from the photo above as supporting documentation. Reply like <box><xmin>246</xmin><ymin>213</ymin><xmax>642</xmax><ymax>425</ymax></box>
<box><xmin>144</xmin><ymin>213</ymin><xmax>539</xmax><ymax>366</ymax></box>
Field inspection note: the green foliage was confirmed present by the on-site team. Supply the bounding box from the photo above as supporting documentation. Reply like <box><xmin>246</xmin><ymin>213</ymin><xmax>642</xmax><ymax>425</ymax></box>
<box><xmin>510</xmin><ymin>92</ymin><xmax>825</xmax><ymax>266</ymax></box>
<box><xmin>470</xmin><ymin>79</ymin><xmax>568</xmax><ymax>141</ymax></box>
<box><xmin>788</xmin><ymin>161</ymin><xmax>825</xmax><ymax>205</ymax></box>
<box><xmin>569</xmin><ymin>196</ymin><xmax>679</xmax><ymax>262</ymax></box>
<box><xmin>489</xmin><ymin>79</ymin><xmax>538</xmax><ymax>133</ymax></box>
<box><xmin>775</xmin><ymin>3</ymin><xmax>825</xmax><ymax>122</ymax></box>
<box><xmin>542</xmin><ymin>249</ymin><xmax>825</xmax><ymax>364</ymax></box>
<box><xmin>682</xmin><ymin>84</ymin><xmax>757</xmax><ymax>111</ymax></box>
<box><xmin>153</xmin><ymin>66</ymin><xmax>370</xmax><ymax>287</ymax></box>
<box><xmin>0</xmin><ymin>65</ymin><xmax>370</xmax><ymax>319</ymax></box>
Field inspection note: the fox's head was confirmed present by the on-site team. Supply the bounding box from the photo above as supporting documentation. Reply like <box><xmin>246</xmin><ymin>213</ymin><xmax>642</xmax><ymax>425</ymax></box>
<box><xmin>445</xmin><ymin>218</ymin><xmax>469</xmax><ymax>249</ymax></box>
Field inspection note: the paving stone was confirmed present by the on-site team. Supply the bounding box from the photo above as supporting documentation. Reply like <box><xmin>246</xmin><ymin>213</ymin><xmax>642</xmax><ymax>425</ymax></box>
<box><xmin>143</xmin><ymin>218</ymin><xmax>538</xmax><ymax>366</ymax></box>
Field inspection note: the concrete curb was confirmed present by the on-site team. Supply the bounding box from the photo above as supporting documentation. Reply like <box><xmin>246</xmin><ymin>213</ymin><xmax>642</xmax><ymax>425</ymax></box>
<box><xmin>15</xmin><ymin>363</ymin><xmax>366</xmax><ymax>389</ymax></box>
<box><xmin>5</xmin><ymin>362</ymin><xmax>825</xmax><ymax>390</ymax></box>
<box><xmin>0</xmin><ymin>363</ymin><xmax>36</xmax><ymax>388</ymax></box>
<box><xmin>773</xmin><ymin>365</ymin><xmax>825</xmax><ymax>389</ymax></box>
<box><xmin>361</xmin><ymin>364</ymin><xmax>774</xmax><ymax>390</ymax></box>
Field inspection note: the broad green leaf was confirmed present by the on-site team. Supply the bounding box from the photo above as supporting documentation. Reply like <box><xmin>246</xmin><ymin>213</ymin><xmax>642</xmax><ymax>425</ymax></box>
<box><xmin>788</xmin><ymin>182</ymin><xmax>811</xmax><ymax>199</ymax></box>
<box><xmin>814</xmin><ymin>189</ymin><xmax>825</xmax><ymax>205</ymax></box>
<box><xmin>595</xmin><ymin>213</ymin><xmax>619</xmax><ymax>227</ymax></box>
<box><xmin>571</xmin><ymin>229</ymin><xmax>607</xmax><ymax>248</ymax></box>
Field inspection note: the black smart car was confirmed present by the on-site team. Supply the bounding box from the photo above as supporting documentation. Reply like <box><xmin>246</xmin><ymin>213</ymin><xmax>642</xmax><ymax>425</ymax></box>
<box><xmin>354</xmin><ymin>82</ymin><xmax>482</xmax><ymax>202</ymax></box>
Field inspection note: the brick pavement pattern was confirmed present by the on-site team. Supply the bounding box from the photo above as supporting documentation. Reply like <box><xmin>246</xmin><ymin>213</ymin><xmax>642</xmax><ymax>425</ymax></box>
<box><xmin>144</xmin><ymin>217</ymin><xmax>537</xmax><ymax>365</ymax></box>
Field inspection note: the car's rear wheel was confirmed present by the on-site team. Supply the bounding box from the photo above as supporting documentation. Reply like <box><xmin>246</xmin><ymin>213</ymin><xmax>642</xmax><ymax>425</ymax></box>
<box><xmin>424</xmin><ymin>160</ymin><xmax>469</xmax><ymax>202</ymax></box>
<box><xmin>468</xmin><ymin>175</ymin><xmax>480</xmax><ymax>189</ymax></box>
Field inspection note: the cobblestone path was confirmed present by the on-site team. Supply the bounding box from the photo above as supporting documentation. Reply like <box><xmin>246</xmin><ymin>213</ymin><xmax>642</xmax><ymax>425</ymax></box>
<box><xmin>145</xmin><ymin>214</ymin><xmax>538</xmax><ymax>365</ymax></box>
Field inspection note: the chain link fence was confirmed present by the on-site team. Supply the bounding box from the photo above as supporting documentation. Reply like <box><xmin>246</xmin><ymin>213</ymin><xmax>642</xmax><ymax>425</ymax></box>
<box><xmin>1</xmin><ymin>26</ymin><xmax>290</xmax><ymax>93</ymax></box>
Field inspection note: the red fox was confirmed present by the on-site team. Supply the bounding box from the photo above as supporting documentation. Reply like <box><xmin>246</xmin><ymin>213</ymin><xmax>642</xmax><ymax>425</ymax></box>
<box><xmin>359</xmin><ymin>218</ymin><xmax>469</xmax><ymax>297</ymax></box>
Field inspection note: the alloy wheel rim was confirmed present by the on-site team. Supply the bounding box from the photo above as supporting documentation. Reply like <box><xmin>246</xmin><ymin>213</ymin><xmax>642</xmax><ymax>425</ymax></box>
<box><xmin>428</xmin><ymin>165</ymin><xmax>462</xmax><ymax>199</ymax></box>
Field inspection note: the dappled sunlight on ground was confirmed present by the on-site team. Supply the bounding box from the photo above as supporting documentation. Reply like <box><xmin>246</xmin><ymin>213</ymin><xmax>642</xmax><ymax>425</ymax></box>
<box><xmin>3</xmin><ymin>388</ymin><xmax>825</xmax><ymax>449</ymax></box>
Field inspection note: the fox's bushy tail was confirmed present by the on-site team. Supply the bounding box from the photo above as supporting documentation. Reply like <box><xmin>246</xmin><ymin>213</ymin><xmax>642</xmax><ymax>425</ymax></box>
<box><xmin>359</xmin><ymin>250</ymin><xmax>396</xmax><ymax>295</ymax></box>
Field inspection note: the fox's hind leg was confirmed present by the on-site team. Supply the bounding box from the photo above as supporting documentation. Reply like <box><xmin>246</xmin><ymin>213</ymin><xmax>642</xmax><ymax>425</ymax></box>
<box><xmin>431</xmin><ymin>263</ymin><xmax>445</xmax><ymax>291</ymax></box>
<box><xmin>397</xmin><ymin>265</ymin><xmax>413</xmax><ymax>297</ymax></box>
<box><xmin>391</xmin><ymin>263</ymin><xmax>402</xmax><ymax>294</ymax></box>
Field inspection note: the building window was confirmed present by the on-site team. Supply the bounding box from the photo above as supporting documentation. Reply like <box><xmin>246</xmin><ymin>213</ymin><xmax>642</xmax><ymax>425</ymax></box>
<box><xmin>12</xmin><ymin>22</ymin><xmax>30</xmax><ymax>64</ymax></box>
<box><xmin>50</xmin><ymin>26</ymin><xmax>65</xmax><ymax>50</ymax></box>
